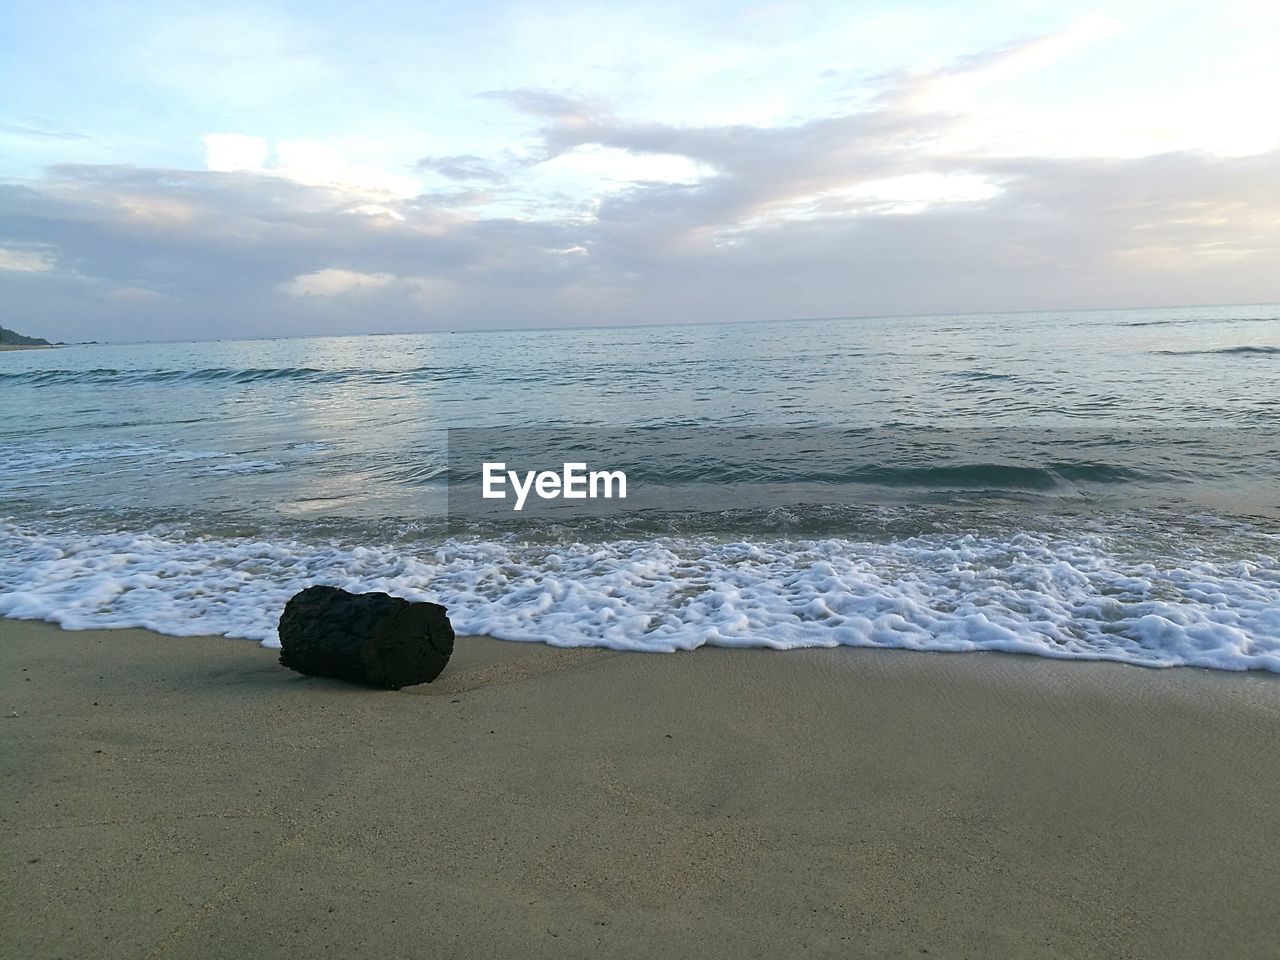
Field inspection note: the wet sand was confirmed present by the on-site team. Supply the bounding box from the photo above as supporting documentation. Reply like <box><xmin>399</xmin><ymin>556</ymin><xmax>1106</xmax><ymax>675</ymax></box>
<box><xmin>3</xmin><ymin>618</ymin><xmax>1278</xmax><ymax>959</ymax></box>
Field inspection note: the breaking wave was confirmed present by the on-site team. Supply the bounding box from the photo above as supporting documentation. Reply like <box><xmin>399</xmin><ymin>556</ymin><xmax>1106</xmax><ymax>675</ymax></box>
<box><xmin>2</xmin><ymin>522</ymin><xmax>1278</xmax><ymax>671</ymax></box>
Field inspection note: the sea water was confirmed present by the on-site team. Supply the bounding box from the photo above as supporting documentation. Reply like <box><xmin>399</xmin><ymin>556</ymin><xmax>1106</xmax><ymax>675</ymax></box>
<box><xmin>2</xmin><ymin>305</ymin><xmax>1279</xmax><ymax>670</ymax></box>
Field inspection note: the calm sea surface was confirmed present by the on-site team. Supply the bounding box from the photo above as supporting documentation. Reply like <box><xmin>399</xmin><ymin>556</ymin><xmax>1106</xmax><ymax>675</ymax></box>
<box><xmin>3</xmin><ymin>305</ymin><xmax>1279</xmax><ymax>668</ymax></box>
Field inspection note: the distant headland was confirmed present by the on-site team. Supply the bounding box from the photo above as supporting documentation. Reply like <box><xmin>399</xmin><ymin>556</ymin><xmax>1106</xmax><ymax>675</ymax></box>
<box><xmin>0</xmin><ymin>325</ymin><xmax>53</xmax><ymax>350</ymax></box>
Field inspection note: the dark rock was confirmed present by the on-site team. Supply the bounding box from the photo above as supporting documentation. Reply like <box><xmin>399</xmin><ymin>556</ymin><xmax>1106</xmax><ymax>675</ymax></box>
<box><xmin>277</xmin><ymin>585</ymin><xmax>454</xmax><ymax>689</ymax></box>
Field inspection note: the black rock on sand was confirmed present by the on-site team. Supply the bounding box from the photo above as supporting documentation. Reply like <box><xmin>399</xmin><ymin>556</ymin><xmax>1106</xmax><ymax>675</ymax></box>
<box><xmin>278</xmin><ymin>585</ymin><xmax>455</xmax><ymax>689</ymax></box>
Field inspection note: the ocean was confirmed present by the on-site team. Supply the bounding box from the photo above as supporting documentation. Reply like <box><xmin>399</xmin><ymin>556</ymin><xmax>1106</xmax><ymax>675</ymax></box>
<box><xmin>3</xmin><ymin>304</ymin><xmax>1279</xmax><ymax>669</ymax></box>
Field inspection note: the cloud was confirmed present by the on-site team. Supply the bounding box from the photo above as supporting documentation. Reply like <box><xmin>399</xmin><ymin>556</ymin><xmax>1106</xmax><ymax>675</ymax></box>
<box><xmin>204</xmin><ymin>134</ymin><xmax>270</xmax><ymax>173</ymax></box>
<box><xmin>484</xmin><ymin>88</ymin><xmax>604</xmax><ymax>127</ymax></box>
<box><xmin>0</xmin><ymin>245</ymin><xmax>56</xmax><ymax>272</ymax></box>
<box><xmin>282</xmin><ymin>268</ymin><xmax>396</xmax><ymax>297</ymax></box>
<box><xmin>541</xmin><ymin>145</ymin><xmax>710</xmax><ymax>188</ymax></box>
<box><xmin>898</xmin><ymin>14</ymin><xmax>1123</xmax><ymax>103</ymax></box>
<box><xmin>273</xmin><ymin>139</ymin><xmax>420</xmax><ymax>199</ymax></box>
<box><xmin>203</xmin><ymin>135</ymin><xmax>420</xmax><ymax>199</ymax></box>
<box><xmin>3</xmin><ymin>30</ymin><xmax>1278</xmax><ymax>342</ymax></box>
<box><xmin>416</xmin><ymin>154</ymin><xmax>507</xmax><ymax>183</ymax></box>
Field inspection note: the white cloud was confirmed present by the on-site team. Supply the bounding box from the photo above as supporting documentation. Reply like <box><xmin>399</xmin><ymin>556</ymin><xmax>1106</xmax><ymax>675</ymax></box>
<box><xmin>282</xmin><ymin>268</ymin><xmax>397</xmax><ymax>297</ymax></box>
<box><xmin>204</xmin><ymin>133</ymin><xmax>269</xmax><ymax>172</ymax></box>
<box><xmin>274</xmin><ymin>139</ymin><xmax>420</xmax><ymax>199</ymax></box>
<box><xmin>529</xmin><ymin>145</ymin><xmax>712</xmax><ymax>212</ymax></box>
<box><xmin>350</xmin><ymin>203</ymin><xmax>407</xmax><ymax>221</ymax></box>
<box><xmin>836</xmin><ymin>172</ymin><xmax>1002</xmax><ymax>212</ymax></box>
<box><xmin>203</xmin><ymin>134</ymin><xmax>420</xmax><ymax>200</ymax></box>
<box><xmin>937</xmin><ymin>14</ymin><xmax>1123</xmax><ymax>98</ymax></box>
<box><xmin>0</xmin><ymin>247</ymin><xmax>55</xmax><ymax>272</ymax></box>
<box><xmin>549</xmin><ymin>144</ymin><xmax>710</xmax><ymax>185</ymax></box>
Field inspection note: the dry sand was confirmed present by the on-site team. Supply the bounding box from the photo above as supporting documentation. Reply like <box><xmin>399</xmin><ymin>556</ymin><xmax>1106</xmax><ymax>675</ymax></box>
<box><xmin>3</xmin><ymin>618</ymin><xmax>1278</xmax><ymax>959</ymax></box>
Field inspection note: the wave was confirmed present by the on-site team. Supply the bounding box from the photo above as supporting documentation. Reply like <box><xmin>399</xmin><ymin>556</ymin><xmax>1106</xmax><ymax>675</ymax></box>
<box><xmin>0</xmin><ymin>364</ymin><xmax>471</xmax><ymax>387</ymax></box>
<box><xmin>943</xmin><ymin>370</ymin><xmax>1023</xmax><ymax>382</ymax></box>
<box><xmin>1153</xmin><ymin>345</ymin><xmax>1280</xmax><ymax>356</ymax></box>
<box><xmin>2</xmin><ymin>522</ymin><xmax>1278</xmax><ymax>671</ymax></box>
<box><xmin>0</xmin><ymin>441</ymin><xmax>280</xmax><ymax>479</ymax></box>
<box><xmin>1123</xmin><ymin>316</ymin><xmax>1279</xmax><ymax>328</ymax></box>
<box><xmin>831</xmin><ymin>461</ymin><xmax>1142</xmax><ymax>489</ymax></box>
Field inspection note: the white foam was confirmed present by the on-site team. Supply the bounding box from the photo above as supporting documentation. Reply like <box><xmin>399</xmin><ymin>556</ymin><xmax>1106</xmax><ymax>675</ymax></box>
<box><xmin>1</xmin><ymin>522</ymin><xmax>1278</xmax><ymax>671</ymax></box>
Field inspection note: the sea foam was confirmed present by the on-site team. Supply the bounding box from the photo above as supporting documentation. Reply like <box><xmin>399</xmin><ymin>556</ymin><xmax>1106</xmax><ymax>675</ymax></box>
<box><xmin>2</xmin><ymin>522</ymin><xmax>1278</xmax><ymax>672</ymax></box>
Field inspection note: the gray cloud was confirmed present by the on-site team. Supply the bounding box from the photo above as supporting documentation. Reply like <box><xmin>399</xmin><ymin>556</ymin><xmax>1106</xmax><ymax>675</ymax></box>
<box><xmin>415</xmin><ymin>154</ymin><xmax>507</xmax><ymax>183</ymax></box>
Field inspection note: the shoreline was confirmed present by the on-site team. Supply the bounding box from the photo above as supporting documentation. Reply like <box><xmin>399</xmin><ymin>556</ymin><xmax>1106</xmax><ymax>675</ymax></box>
<box><xmin>4</xmin><ymin>618</ymin><xmax>1279</xmax><ymax>958</ymax></box>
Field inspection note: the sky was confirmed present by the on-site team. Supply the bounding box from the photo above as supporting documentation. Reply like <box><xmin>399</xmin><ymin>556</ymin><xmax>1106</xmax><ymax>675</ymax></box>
<box><xmin>1</xmin><ymin>0</ymin><xmax>1278</xmax><ymax>341</ymax></box>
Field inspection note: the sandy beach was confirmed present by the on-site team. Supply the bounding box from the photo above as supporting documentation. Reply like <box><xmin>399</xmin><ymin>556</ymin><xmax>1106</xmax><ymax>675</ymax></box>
<box><xmin>3</xmin><ymin>619</ymin><xmax>1278</xmax><ymax>959</ymax></box>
